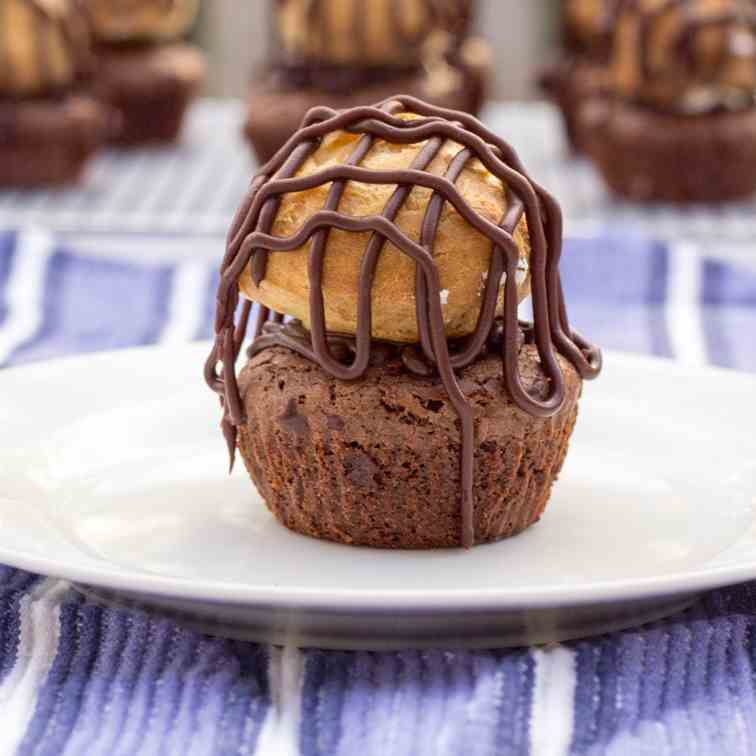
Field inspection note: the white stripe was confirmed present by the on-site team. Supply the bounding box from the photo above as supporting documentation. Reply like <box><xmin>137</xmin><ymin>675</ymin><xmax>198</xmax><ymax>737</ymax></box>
<box><xmin>0</xmin><ymin>227</ymin><xmax>54</xmax><ymax>365</ymax></box>
<box><xmin>666</xmin><ymin>242</ymin><xmax>708</xmax><ymax>366</ymax></box>
<box><xmin>253</xmin><ymin>646</ymin><xmax>305</xmax><ymax>756</ymax></box>
<box><xmin>163</xmin><ymin>145</ymin><xmax>223</xmax><ymax>229</ymax></box>
<box><xmin>160</xmin><ymin>260</ymin><xmax>210</xmax><ymax>344</ymax></box>
<box><xmin>529</xmin><ymin>646</ymin><xmax>577</xmax><ymax>756</ymax></box>
<box><xmin>126</xmin><ymin>152</ymin><xmax>185</xmax><ymax>226</ymax></box>
<box><xmin>198</xmin><ymin>162</ymin><xmax>250</xmax><ymax>234</ymax></box>
<box><xmin>0</xmin><ymin>579</ymin><xmax>69</xmax><ymax>754</ymax></box>
<box><xmin>91</xmin><ymin>154</ymin><xmax>151</xmax><ymax>222</ymax></box>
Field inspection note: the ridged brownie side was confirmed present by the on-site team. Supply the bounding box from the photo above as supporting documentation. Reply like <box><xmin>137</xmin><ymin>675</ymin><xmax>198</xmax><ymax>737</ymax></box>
<box><xmin>237</xmin><ymin>344</ymin><xmax>582</xmax><ymax>549</ymax></box>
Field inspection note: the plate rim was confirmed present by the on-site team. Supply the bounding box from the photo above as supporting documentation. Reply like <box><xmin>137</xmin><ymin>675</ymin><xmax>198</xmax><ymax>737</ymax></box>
<box><xmin>2</xmin><ymin>342</ymin><xmax>756</xmax><ymax>612</ymax></box>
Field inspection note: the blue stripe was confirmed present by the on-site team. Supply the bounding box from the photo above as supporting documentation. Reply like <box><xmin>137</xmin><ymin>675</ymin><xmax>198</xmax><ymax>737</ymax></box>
<box><xmin>210</xmin><ymin>644</ymin><xmax>271</xmax><ymax>755</ymax></box>
<box><xmin>99</xmin><ymin>616</ymin><xmax>189</xmax><ymax>755</ymax></box>
<box><xmin>19</xmin><ymin>598</ymin><xmax>98</xmax><ymax>756</ymax></box>
<box><xmin>491</xmin><ymin>649</ymin><xmax>536</xmax><ymax>755</ymax></box>
<box><xmin>561</xmin><ymin>235</ymin><xmax>669</xmax><ymax>305</ymax></box>
<box><xmin>701</xmin><ymin>260</ymin><xmax>756</xmax><ymax>371</ymax></box>
<box><xmin>18</xmin><ymin>598</ymin><xmax>272</xmax><ymax>755</ymax></box>
<box><xmin>649</xmin><ymin>243</ymin><xmax>673</xmax><ymax>358</ymax></box>
<box><xmin>301</xmin><ymin>650</ymin><xmax>350</xmax><ymax>755</ymax></box>
<box><xmin>565</xmin><ymin>588</ymin><xmax>756</xmax><ymax>754</ymax></box>
<box><xmin>0</xmin><ymin>569</ymin><xmax>41</xmax><ymax>683</ymax></box>
<box><xmin>701</xmin><ymin>261</ymin><xmax>735</xmax><ymax>369</ymax></box>
<box><xmin>9</xmin><ymin>248</ymin><xmax>174</xmax><ymax>366</ymax></box>
<box><xmin>701</xmin><ymin>306</ymin><xmax>756</xmax><ymax>372</ymax></box>
<box><xmin>169</xmin><ymin>635</ymin><xmax>259</xmax><ymax>755</ymax></box>
<box><xmin>79</xmin><ymin>609</ymin><xmax>153</xmax><ymax>755</ymax></box>
<box><xmin>0</xmin><ymin>230</ymin><xmax>16</xmax><ymax>329</ymax></box>
<box><xmin>633</xmin><ymin>625</ymin><xmax>670</xmax><ymax>751</ymax></box>
<box><xmin>702</xmin><ymin>259</ymin><xmax>756</xmax><ymax>307</ymax></box>
<box><xmin>702</xmin><ymin>306</ymin><xmax>735</xmax><ymax>370</ymax></box>
<box><xmin>199</xmin><ymin>267</ymin><xmax>221</xmax><ymax>341</ymax></box>
<box><xmin>570</xmin><ymin>637</ymin><xmax>622</xmax><ymax>753</ymax></box>
<box><xmin>51</xmin><ymin>606</ymin><xmax>132</xmax><ymax>755</ymax></box>
<box><xmin>299</xmin><ymin>648</ymin><xmax>534</xmax><ymax>756</ymax></box>
<box><xmin>562</xmin><ymin>237</ymin><xmax>673</xmax><ymax>357</ymax></box>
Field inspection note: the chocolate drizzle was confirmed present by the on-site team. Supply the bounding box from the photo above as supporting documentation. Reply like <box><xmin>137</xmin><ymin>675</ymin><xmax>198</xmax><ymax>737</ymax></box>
<box><xmin>205</xmin><ymin>95</ymin><xmax>601</xmax><ymax>548</ymax></box>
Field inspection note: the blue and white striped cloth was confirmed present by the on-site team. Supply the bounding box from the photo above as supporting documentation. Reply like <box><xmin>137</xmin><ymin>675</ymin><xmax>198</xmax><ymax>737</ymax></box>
<box><xmin>1</xmin><ymin>227</ymin><xmax>756</xmax><ymax>755</ymax></box>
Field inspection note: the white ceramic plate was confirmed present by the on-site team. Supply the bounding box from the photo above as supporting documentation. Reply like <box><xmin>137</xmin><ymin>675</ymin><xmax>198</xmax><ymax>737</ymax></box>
<box><xmin>1</xmin><ymin>344</ymin><xmax>755</xmax><ymax>648</ymax></box>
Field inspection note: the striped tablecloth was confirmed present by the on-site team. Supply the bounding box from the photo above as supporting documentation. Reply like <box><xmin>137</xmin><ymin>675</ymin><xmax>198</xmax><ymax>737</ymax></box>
<box><xmin>1</xmin><ymin>226</ymin><xmax>756</xmax><ymax>756</ymax></box>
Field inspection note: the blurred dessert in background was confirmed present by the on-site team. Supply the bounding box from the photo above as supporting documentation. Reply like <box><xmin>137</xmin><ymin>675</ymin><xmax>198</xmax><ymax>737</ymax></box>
<box><xmin>85</xmin><ymin>0</ymin><xmax>206</xmax><ymax>145</ymax></box>
<box><xmin>580</xmin><ymin>0</ymin><xmax>756</xmax><ymax>202</ymax></box>
<box><xmin>540</xmin><ymin>0</ymin><xmax>615</xmax><ymax>153</ymax></box>
<box><xmin>244</xmin><ymin>0</ymin><xmax>492</xmax><ymax>165</ymax></box>
<box><xmin>0</xmin><ymin>0</ymin><xmax>110</xmax><ymax>186</ymax></box>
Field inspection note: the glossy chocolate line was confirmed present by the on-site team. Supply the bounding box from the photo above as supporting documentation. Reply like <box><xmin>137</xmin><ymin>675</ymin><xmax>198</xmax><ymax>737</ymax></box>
<box><xmin>206</xmin><ymin>95</ymin><xmax>601</xmax><ymax>548</ymax></box>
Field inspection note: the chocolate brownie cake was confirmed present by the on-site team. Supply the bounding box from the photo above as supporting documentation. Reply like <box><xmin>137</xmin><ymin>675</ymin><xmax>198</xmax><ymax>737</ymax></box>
<box><xmin>0</xmin><ymin>0</ymin><xmax>110</xmax><ymax>186</ymax></box>
<box><xmin>206</xmin><ymin>96</ymin><xmax>602</xmax><ymax>549</ymax></box>
<box><xmin>244</xmin><ymin>0</ymin><xmax>492</xmax><ymax>164</ymax></box>
<box><xmin>237</xmin><ymin>344</ymin><xmax>582</xmax><ymax>549</ymax></box>
<box><xmin>579</xmin><ymin>0</ymin><xmax>756</xmax><ymax>202</ymax></box>
<box><xmin>84</xmin><ymin>0</ymin><xmax>205</xmax><ymax>145</ymax></box>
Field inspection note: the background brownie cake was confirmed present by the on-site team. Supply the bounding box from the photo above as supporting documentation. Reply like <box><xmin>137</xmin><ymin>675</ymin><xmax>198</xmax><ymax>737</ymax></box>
<box><xmin>579</xmin><ymin>0</ymin><xmax>756</xmax><ymax>201</ymax></box>
<box><xmin>0</xmin><ymin>0</ymin><xmax>110</xmax><ymax>186</ymax></box>
<box><xmin>244</xmin><ymin>0</ymin><xmax>492</xmax><ymax>164</ymax></box>
<box><xmin>85</xmin><ymin>0</ymin><xmax>205</xmax><ymax>145</ymax></box>
<box><xmin>206</xmin><ymin>96</ymin><xmax>601</xmax><ymax>549</ymax></box>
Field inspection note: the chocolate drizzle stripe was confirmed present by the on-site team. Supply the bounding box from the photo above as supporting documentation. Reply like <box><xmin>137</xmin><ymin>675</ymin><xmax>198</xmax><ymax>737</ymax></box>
<box><xmin>308</xmin><ymin>126</ymin><xmax>377</xmax><ymax>357</ymax></box>
<box><xmin>252</xmin><ymin>305</ymin><xmax>270</xmax><ymax>339</ymax></box>
<box><xmin>206</xmin><ymin>95</ymin><xmax>601</xmax><ymax>548</ymax></box>
<box><xmin>416</xmin><ymin>145</ymin><xmax>472</xmax><ymax>364</ymax></box>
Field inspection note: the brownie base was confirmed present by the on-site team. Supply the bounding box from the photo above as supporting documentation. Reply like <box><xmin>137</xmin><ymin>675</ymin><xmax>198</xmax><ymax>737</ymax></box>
<box><xmin>236</xmin><ymin>344</ymin><xmax>582</xmax><ymax>549</ymax></box>
<box><xmin>0</xmin><ymin>95</ymin><xmax>110</xmax><ymax>187</ymax></box>
<box><xmin>580</xmin><ymin>99</ymin><xmax>756</xmax><ymax>202</ymax></box>
<box><xmin>244</xmin><ymin>64</ymin><xmax>488</xmax><ymax>165</ymax></box>
<box><xmin>93</xmin><ymin>42</ymin><xmax>205</xmax><ymax>146</ymax></box>
<box><xmin>539</xmin><ymin>56</ymin><xmax>608</xmax><ymax>154</ymax></box>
